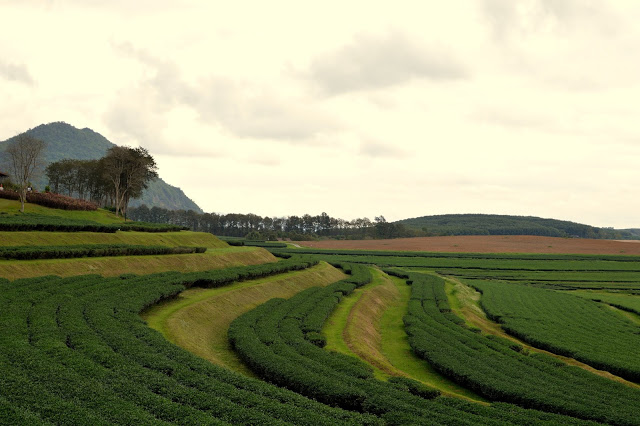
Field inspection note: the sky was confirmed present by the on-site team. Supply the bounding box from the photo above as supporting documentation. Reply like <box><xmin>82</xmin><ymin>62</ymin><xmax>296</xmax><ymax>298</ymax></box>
<box><xmin>1</xmin><ymin>0</ymin><xmax>640</xmax><ymax>228</ymax></box>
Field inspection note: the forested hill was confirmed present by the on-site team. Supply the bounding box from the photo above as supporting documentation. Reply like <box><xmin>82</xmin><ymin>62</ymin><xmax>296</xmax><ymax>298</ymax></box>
<box><xmin>0</xmin><ymin>122</ymin><xmax>202</xmax><ymax>213</ymax></box>
<box><xmin>397</xmin><ymin>214</ymin><xmax>637</xmax><ymax>240</ymax></box>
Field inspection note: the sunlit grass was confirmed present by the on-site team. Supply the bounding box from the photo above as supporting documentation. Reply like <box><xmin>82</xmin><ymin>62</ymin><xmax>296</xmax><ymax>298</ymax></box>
<box><xmin>142</xmin><ymin>262</ymin><xmax>347</xmax><ymax>376</ymax></box>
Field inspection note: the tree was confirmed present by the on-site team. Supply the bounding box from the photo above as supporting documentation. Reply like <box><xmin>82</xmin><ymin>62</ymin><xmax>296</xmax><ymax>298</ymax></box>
<box><xmin>3</xmin><ymin>133</ymin><xmax>46</xmax><ymax>212</ymax></box>
<box><xmin>102</xmin><ymin>146</ymin><xmax>158</xmax><ymax>217</ymax></box>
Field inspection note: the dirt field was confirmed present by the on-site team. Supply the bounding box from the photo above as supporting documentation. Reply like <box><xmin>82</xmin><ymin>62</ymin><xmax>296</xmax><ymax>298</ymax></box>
<box><xmin>293</xmin><ymin>235</ymin><xmax>640</xmax><ymax>255</ymax></box>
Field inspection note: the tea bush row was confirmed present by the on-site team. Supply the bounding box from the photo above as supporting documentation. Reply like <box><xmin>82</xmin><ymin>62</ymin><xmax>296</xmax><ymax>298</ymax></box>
<box><xmin>404</xmin><ymin>273</ymin><xmax>640</xmax><ymax>425</ymax></box>
<box><xmin>0</xmin><ymin>244</ymin><xmax>207</xmax><ymax>261</ymax></box>
<box><xmin>469</xmin><ymin>279</ymin><xmax>640</xmax><ymax>382</ymax></box>
<box><xmin>0</xmin><ymin>259</ymin><xmax>385</xmax><ymax>425</ymax></box>
<box><xmin>0</xmin><ymin>214</ymin><xmax>188</xmax><ymax>233</ymax></box>
<box><xmin>228</xmin><ymin>265</ymin><xmax>596</xmax><ymax>425</ymax></box>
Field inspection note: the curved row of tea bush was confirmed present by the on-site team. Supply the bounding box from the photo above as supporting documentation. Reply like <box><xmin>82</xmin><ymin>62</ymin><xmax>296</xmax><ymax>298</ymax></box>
<box><xmin>468</xmin><ymin>279</ymin><xmax>640</xmax><ymax>382</ymax></box>
<box><xmin>404</xmin><ymin>273</ymin><xmax>640</xmax><ymax>425</ymax></box>
<box><xmin>576</xmin><ymin>292</ymin><xmax>640</xmax><ymax>316</ymax></box>
<box><xmin>0</xmin><ymin>244</ymin><xmax>207</xmax><ymax>261</ymax></box>
<box><xmin>0</xmin><ymin>259</ymin><xmax>387</xmax><ymax>425</ymax></box>
<box><xmin>0</xmin><ymin>214</ymin><xmax>188</xmax><ymax>233</ymax></box>
<box><xmin>229</xmin><ymin>265</ymin><xmax>596</xmax><ymax>425</ymax></box>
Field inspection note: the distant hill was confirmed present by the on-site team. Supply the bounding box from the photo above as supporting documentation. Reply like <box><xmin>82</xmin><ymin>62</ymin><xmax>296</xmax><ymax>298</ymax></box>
<box><xmin>396</xmin><ymin>214</ymin><xmax>638</xmax><ymax>240</ymax></box>
<box><xmin>0</xmin><ymin>122</ymin><xmax>202</xmax><ymax>213</ymax></box>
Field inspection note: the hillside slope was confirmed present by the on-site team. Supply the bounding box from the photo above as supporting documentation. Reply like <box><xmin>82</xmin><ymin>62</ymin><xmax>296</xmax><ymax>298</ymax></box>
<box><xmin>0</xmin><ymin>122</ymin><xmax>202</xmax><ymax>213</ymax></box>
<box><xmin>397</xmin><ymin>213</ymin><xmax>637</xmax><ymax>239</ymax></box>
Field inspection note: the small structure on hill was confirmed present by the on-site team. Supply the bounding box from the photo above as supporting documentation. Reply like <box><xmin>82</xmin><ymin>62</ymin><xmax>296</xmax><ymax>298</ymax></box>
<box><xmin>0</xmin><ymin>171</ymin><xmax>8</xmax><ymax>185</ymax></box>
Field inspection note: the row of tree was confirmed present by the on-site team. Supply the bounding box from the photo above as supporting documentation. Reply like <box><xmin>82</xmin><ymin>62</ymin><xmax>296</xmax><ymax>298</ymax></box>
<box><xmin>1</xmin><ymin>133</ymin><xmax>157</xmax><ymax>217</ymax></box>
<box><xmin>44</xmin><ymin>147</ymin><xmax>157</xmax><ymax>217</ymax></box>
<box><xmin>127</xmin><ymin>205</ymin><xmax>418</xmax><ymax>240</ymax></box>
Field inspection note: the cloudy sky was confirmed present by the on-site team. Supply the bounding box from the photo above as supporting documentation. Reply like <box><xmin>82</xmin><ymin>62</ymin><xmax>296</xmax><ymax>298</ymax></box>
<box><xmin>1</xmin><ymin>0</ymin><xmax>640</xmax><ymax>228</ymax></box>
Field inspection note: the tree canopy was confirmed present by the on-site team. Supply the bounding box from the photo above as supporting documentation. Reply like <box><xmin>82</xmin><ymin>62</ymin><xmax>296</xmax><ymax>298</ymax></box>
<box><xmin>2</xmin><ymin>133</ymin><xmax>46</xmax><ymax>212</ymax></box>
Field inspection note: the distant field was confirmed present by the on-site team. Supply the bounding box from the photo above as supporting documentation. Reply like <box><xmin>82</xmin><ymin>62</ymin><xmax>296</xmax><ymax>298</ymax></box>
<box><xmin>295</xmin><ymin>235</ymin><xmax>640</xmax><ymax>255</ymax></box>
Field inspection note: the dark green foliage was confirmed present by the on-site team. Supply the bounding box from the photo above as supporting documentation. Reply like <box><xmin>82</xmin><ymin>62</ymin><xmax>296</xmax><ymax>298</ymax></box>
<box><xmin>404</xmin><ymin>273</ymin><xmax>640</xmax><ymax>424</ymax></box>
<box><xmin>0</xmin><ymin>214</ymin><xmax>118</xmax><ymax>232</ymax></box>
<box><xmin>0</xmin><ymin>244</ymin><xmax>206</xmax><ymax>260</ymax></box>
<box><xmin>272</xmin><ymin>249</ymin><xmax>640</xmax><ymax>290</ymax></box>
<box><xmin>469</xmin><ymin>279</ymin><xmax>640</xmax><ymax>382</ymax></box>
<box><xmin>0</xmin><ymin>259</ymin><xmax>389</xmax><ymax>425</ymax></box>
<box><xmin>388</xmin><ymin>377</ymin><xmax>441</xmax><ymax>399</ymax></box>
<box><xmin>219</xmin><ymin>238</ymin><xmax>288</xmax><ymax>248</ymax></box>
<box><xmin>397</xmin><ymin>213</ymin><xmax>637</xmax><ymax>239</ymax></box>
<box><xmin>229</xmin><ymin>265</ymin><xmax>599</xmax><ymax>425</ymax></box>
<box><xmin>0</xmin><ymin>214</ymin><xmax>188</xmax><ymax>233</ymax></box>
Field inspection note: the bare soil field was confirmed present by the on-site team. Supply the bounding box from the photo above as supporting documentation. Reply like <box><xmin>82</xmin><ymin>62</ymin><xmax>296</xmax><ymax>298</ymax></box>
<box><xmin>294</xmin><ymin>235</ymin><xmax>640</xmax><ymax>255</ymax></box>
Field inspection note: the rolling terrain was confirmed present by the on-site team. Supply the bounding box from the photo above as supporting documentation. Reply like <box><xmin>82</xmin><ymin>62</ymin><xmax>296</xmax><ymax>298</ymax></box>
<box><xmin>1</xmin><ymin>201</ymin><xmax>639</xmax><ymax>424</ymax></box>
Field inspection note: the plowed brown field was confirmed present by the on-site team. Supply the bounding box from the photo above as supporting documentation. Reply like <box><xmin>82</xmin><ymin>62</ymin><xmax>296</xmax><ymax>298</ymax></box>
<box><xmin>294</xmin><ymin>235</ymin><xmax>640</xmax><ymax>255</ymax></box>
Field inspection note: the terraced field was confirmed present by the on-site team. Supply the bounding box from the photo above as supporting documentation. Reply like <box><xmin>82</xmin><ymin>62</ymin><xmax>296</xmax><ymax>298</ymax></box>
<box><xmin>2</xmin><ymin>204</ymin><xmax>639</xmax><ymax>424</ymax></box>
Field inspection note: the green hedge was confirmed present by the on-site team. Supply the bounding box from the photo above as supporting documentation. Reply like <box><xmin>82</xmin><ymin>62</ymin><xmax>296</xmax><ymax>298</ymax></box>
<box><xmin>0</xmin><ymin>214</ymin><xmax>189</xmax><ymax>233</ymax></box>
<box><xmin>0</xmin><ymin>244</ymin><xmax>207</xmax><ymax>261</ymax></box>
<box><xmin>228</xmin><ymin>265</ymin><xmax>594</xmax><ymax>425</ymax></box>
<box><xmin>469</xmin><ymin>279</ymin><xmax>640</xmax><ymax>382</ymax></box>
<box><xmin>0</xmin><ymin>259</ymin><xmax>388</xmax><ymax>425</ymax></box>
<box><xmin>404</xmin><ymin>273</ymin><xmax>640</xmax><ymax>425</ymax></box>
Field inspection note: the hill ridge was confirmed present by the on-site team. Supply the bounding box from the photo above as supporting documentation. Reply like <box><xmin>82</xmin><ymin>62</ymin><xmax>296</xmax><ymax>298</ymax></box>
<box><xmin>396</xmin><ymin>213</ymin><xmax>637</xmax><ymax>240</ymax></box>
<box><xmin>0</xmin><ymin>121</ymin><xmax>202</xmax><ymax>213</ymax></box>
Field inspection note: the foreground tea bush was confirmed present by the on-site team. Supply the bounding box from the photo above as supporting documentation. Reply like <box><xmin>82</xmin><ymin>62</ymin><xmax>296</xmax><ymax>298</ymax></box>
<box><xmin>405</xmin><ymin>273</ymin><xmax>640</xmax><ymax>425</ymax></box>
<box><xmin>229</xmin><ymin>264</ymin><xmax>596</xmax><ymax>425</ymax></box>
<box><xmin>0</xmin><ymin>258</ymin><xmax>387</xmax><ymax>425</ymax></box>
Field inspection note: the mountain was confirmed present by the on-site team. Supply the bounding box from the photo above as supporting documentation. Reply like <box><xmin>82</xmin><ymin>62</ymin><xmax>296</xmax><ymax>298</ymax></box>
<box><xmin>0</xmin><ymin>122</ymin><xmax>203</xmax><ymax>213</ymax></box>
<box><xmin>396</xmin><ymin>214</ymin><xmax>638</xmax><ymax>240</ymax></box>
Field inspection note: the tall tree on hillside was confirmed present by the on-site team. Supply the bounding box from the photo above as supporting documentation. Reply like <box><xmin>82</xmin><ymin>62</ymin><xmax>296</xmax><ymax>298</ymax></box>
<box><xmin>102</xmin><ymin>146</ymin><xmax>157</xmax><ymax>217</ymax></box>
<box><xmin>3</xmin><ymin>133</ymin><xmax>47</xmax><ymax>212</ymax></box>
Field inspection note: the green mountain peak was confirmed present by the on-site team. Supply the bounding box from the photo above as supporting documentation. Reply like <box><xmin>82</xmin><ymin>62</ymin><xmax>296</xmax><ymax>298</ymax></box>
<box><xmin>0</xmin><ymin>121</ymin><xmax>203</xmax><ymax>213</ymax></box>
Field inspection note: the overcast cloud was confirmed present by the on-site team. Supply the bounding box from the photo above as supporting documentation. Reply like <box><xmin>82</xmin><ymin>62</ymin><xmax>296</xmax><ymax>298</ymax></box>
<box><xmin>1</xmin><ymin>1</ymin><xmax>640</xmax><ymax>228</ymax></box>
<box><xmin>305</xmin><ymin>31</ymin><xmax>469</xmax><ymax>94</ymax></box>
<box><xmin>0</xmin><ymin>61</ymin><xmax>35</xmax><ymax>86</ymax></box>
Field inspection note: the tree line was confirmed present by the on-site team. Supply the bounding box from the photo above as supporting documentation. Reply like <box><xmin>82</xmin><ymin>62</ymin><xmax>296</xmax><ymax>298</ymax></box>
<box><xmin>127</xmin><ymin>206</ymin><xmax>418</xmax><ymax>240</ymax></box>
<box><xmin>44</xmin><ymin>146</ymin><xmax>157</xmax><ymax>217</ymax></box>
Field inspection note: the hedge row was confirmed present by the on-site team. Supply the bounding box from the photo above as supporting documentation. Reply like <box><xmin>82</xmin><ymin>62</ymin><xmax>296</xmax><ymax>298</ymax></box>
<box><xmin>228</xmin><ymin>265</ymin><xmax>594</xmax><ymax>425</ymax></box>
<box><xmin>0</xmin><ymin>259</ymin><xmax>387</xmax><ymax>425</ymax></box>
<box><xmin>270</xmin><ymin>247</ymin><xmax>640</xmax><ymax>262</ymax></box>
<box><xmin>0</xmin><ymin>189</ymin><xmax>98</xmax><ymax>210</ymax></box>
<box><xmin>0</xmin><ymin>214</ymin><xmax>188</xmax><ymax>233</ymax></box>
<box><xmin>469</xmin><ymin>279</ymin><xmax>640</xmax><ymax>383</ymax></box>
<box><xmin>224</xmin><ymin>239</ymin><xmax>288</xmax><ymax>248</ymax></box>
<box><xmin>404</xmin><ymin>273</ymin><xmax>640</xmax><ymax>425</ymax></box>
<box><xmin>0</xmin><ymin>244</ymin><xmax>207</xmax><ymax>261</ymax></box>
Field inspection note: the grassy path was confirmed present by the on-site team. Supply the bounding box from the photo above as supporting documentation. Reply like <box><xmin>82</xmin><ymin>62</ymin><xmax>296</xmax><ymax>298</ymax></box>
<box><xmin>0</xmin><ymin>246</ymin><xmax>275</xmax><ymax>280</ymax></box>
<box><xmin>323</xmin><ymin>268</ymin><xmax>487</xmax><ymax>402</ymax></box>
<box><xmin>445</xmin><ymin>276</ymin><xmax>640</xmax><ymax>389</ymax></box>
<box><xmin>142</xmin><ymin>262</ymin><xmax>346</xmax><ymax>376</ymax></box>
